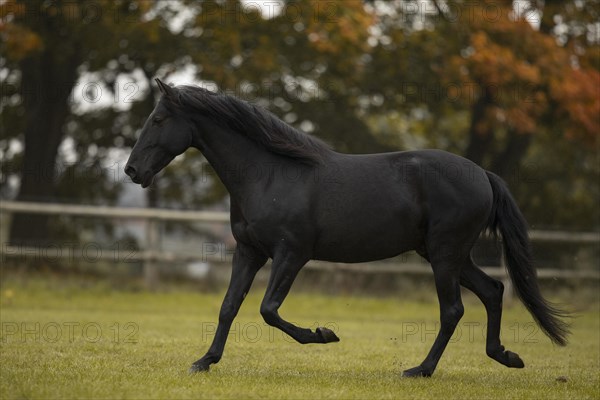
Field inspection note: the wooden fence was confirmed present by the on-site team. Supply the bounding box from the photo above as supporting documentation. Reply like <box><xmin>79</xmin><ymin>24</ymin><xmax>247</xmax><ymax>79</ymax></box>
<box><xmin>1</xmin><ymin>200</ymin><xmax>598</xmax><ymax>298</ymax></box>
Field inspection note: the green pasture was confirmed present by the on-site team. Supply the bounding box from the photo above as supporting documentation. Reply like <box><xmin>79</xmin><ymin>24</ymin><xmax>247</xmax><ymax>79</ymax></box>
<box><xmin>0</xmin><ymin>276</ymin><xmax>598</xmax><ymax>399</ymax></box>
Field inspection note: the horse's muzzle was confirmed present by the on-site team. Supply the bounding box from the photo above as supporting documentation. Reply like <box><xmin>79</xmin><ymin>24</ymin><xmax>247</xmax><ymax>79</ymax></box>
<box><xmin>124</xmin><ymin>164</ymin><xmax>141</xmax><ymax>184</ymax></box>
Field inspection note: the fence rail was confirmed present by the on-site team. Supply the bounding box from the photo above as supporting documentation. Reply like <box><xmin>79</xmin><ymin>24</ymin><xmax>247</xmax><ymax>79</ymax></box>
<box><xmin>1</xmin><ymin>201</ymin><xmax>599</xmax><ymax>296</ymax></box>
<box><xmin>0</xmin><ymin>200</ymin><xmax>230</xmax><ymax>222</ymax></box>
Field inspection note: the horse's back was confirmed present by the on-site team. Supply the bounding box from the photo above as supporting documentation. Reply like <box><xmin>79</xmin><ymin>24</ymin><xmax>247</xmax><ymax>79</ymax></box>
<box><xmin>310</xmin><ymin>149</ymin><xmax>492</xmax><ymax>262</ymax></box>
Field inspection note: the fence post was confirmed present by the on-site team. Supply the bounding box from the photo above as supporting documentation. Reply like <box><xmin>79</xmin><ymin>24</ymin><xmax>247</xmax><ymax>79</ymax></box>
<box><xmin>144</xmin><ymin>217</ymin><xmax>160</xmax><ymax>289</ymax></box>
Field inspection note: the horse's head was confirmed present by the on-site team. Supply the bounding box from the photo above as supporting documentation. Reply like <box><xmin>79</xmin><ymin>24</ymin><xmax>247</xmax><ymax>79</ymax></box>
<box><xmin>125</xmin><ymin>79</ymin><xmax>193</xmax><ymax>188</ymax></box>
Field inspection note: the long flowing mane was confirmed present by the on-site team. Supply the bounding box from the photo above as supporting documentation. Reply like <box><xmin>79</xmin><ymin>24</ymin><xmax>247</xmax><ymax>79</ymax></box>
<box><xmin>168</xmin><ymin>85</ymin><xmax>332</xmax><ymax>165</ymax></box>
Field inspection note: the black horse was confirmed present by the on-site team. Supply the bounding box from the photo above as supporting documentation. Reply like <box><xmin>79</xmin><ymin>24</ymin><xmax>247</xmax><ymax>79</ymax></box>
<box><xmin>125</xmin><ymin>79</ymin><xmax>569</xmax><ymax>377</ymax></box>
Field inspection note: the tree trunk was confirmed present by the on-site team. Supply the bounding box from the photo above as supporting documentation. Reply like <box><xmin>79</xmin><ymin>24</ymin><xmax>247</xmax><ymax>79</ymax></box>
<box><xmin>490</xmin><ymin>130</ymin><xmax>533</xmax><ymax>183</ymax></box>
<box><xmin>9</xmin><ymin>43</ymin><xmax>81</xmax><ymax>246</ymax></box>
<box><xmin>464</xmin><ymin>87</ymin><xmax>494</xmax><ymax>166</ymax></box>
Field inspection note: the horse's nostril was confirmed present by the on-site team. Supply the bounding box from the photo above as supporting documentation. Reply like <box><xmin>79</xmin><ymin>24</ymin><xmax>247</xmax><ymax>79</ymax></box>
<box><xmin>125</xmin><ymin>165</ymin><xmax>137</xmax><ymax>178</ymax></box>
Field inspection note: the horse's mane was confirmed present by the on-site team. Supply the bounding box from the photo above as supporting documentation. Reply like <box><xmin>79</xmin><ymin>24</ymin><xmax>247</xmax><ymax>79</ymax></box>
<box><xmin>167</xmin><ymin>85</ymin><xmax>331</xmax><ymax>165</ymax></box>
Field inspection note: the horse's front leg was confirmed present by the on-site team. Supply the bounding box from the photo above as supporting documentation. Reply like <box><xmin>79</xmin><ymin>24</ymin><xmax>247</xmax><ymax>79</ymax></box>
<box><xmin>259</xmin><ymin>252</ymin><xmax>340</xmax><ymax>344</ymax></box>
<box><xmin>189</xmin><ymin>244</ymin><xmax>267</xmax><ymax>373</ymax></box>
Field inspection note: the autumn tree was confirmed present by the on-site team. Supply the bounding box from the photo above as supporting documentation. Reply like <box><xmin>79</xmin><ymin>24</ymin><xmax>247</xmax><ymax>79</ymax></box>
<box><xmin>110</xmin><ymin>0</ymin><xmax>392</xmax><ymax>209</ymax></box>
<box><xmin>1</xmin><ymin>0</ymin><xmax>597</xmax><ymax>247</ymax></box>
<box><xmin>1</xmin><ymin>0</ymin><xmax>194</xmax><ymax>244</ymax></box>
<box><xmin>360</xmin><ymin>0</ymin><xmax>598</xmax><ymax>228</ymax></box>
<box><xmin>1</xmin><ymin>0</ymin><xmax>389</xmax><ymax>245</ymax></box>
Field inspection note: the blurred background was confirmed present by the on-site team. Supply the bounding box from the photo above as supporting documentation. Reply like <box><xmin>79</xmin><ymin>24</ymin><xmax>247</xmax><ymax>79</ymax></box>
<box><xmin>0</xmin><ymin>0</ymin><xmax>598</xmax><ymax>294</ymax></box>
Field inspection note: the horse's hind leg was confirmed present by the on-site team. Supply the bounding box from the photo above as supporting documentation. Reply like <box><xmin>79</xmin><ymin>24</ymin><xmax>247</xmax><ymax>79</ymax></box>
<box><xmin>403</xmin><ymin>258</ymin><xmax>464</xmax><ymax>377</ymax></box>
<box><xmin>460</xmin><ymin>259</ymin><xmax>524</xmax><ymax>368</ymax></box>
<box><xmin>259</xmin><ymin>251</ymin><xmax>340</xmax><ymax>344</ymax></box>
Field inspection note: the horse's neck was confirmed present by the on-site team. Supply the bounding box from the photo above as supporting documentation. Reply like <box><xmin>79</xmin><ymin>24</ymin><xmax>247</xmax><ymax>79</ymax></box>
<box><xmin>190</xmin><ymin>118</ymin><xmax>279</xmax><ymax>201</ymax></box>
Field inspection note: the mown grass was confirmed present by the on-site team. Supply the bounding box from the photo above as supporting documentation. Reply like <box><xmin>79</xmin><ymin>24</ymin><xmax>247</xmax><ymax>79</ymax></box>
<box><xmin>0</xmin><ymin>275</ymin><xmax>598</xmax><ymax>400</ymax></box>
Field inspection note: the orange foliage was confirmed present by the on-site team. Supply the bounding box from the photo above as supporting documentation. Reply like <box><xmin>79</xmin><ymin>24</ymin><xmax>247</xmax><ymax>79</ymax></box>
<box><xmin>552</xmin><ymin>68</ymin><xmax>600</xmax><ymax>145</ymax></box>
<box><xmin>444</xmin><ymin>0</ymin><xmax>597</xmax><ymax>142</ymax></box>
<box><xmin>0</xmin><ymin>22</ymin><xmax>43</xmax><ymax>60</ymax></box>
<box><xmin>304</xmin><ymin>0</ymin><xmax>373</xmax><ymax>55</ymax></box>
<box><xmin>0</xmin><ymin>0</ymin><xmax>43</xmax><ymax>62</ymax></box>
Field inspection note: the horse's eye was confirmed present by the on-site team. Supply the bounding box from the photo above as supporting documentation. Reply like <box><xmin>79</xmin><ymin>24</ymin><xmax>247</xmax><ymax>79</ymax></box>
<box><xmin>153</xmin><ymin>116</ymin><xmax>165</xmax><ymax>125</ymax></box>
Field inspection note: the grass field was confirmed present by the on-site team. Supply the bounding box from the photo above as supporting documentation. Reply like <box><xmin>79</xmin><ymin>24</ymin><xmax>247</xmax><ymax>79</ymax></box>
<box><xmin>1</xmin><ymin>275</ymin><xmax>598</xmax><ymax>400</ymax></box>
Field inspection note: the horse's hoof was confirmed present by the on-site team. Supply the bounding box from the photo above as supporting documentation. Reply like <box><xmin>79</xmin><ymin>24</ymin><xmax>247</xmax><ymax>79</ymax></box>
<box><xmin>402</xmin><ymin>365</ymin><xmax>432</xmax><ymax>378</ymax></box>
<box><xmin>316</xmin><ymin>327</ymin><xmax>340</xmax><ymax>343</ymax></box>
<box><xmin>489</xmin><ymin>348</ymin><xmax>525</xmax><ymax>369</ymax></box>
<box><xmin>189</xmin><ymin>362</ymin><xmax>210</xmax><ymax>374</ymax></box>
<box><xmin>506</xmin><ymin>351</ymin><xmax>525</xmax><ymax>368</ymax></box>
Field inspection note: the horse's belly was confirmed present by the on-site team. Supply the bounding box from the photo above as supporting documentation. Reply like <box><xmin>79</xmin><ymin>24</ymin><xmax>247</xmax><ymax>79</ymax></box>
<box><xmin>313</xmin><ymin>242</ymin><xmax>412</xmax><ymax>263</ymax></box>
<box><xmin>312</xmin><ymin>216</ymin><xmax>423</xmax><ymax>263</ymax></box>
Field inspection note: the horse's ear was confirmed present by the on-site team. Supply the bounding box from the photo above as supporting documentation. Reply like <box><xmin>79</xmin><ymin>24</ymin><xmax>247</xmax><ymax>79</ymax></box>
<box><xmin>155</xmin><ymin>78</ymin><xmax>177</xmax><ymax>99</ymax></box>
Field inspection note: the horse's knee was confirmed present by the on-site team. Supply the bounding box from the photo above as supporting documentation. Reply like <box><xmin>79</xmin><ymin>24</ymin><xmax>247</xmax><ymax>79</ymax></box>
<box><xmin>260</xmin><ymin>302</ymin><xmax>278</xmax><ymax>326</ymax></box>
<box><xmin>453</xmin><ymin>303</ymin><xmax>465</xmax><ymax>322</ymax></box>
<box><xmin>441</xmin><ymin>303</ymin><xmax>464</xmax><ymax>331</ymax></box>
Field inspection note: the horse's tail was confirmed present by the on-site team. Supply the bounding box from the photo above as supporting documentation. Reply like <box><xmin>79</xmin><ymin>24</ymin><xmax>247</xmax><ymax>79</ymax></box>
<box><xmin>485</xmin><ymin>171</ymin><xmax>570</xmax><ymax>346</ymax></box>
